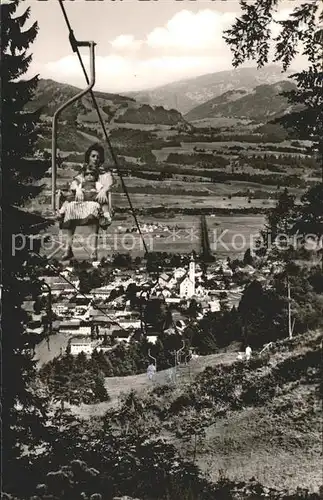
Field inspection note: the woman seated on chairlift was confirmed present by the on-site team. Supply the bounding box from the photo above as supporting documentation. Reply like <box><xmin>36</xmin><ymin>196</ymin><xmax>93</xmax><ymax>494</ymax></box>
<box><xmin>58</xmin><ymin>143</ymin><xmax>114</xmax><ymax>261</ymax></box>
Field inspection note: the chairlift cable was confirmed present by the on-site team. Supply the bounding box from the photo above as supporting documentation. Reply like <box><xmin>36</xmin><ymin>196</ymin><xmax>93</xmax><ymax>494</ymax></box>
<box><xmin>48</xmin><ymin>0</ymin><xmax>196</xmax><ymax>355</ymax></box>
<box><xmin>57</xmin><ymin>0</ymin><xmax>149</xmax><ymax>255</ymax></box>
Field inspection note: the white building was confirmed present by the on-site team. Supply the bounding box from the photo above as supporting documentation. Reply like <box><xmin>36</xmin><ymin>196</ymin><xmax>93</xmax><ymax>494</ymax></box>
<box><xmin>59</xmin><ymin>320</ymin><xmax>92</xmax><ymax>336</ymax></box>
<box><xmin>53</xmin><ymin>304</ymin><xmax>69</xmax><ymax>316</ymax></box>
<box><xmin>160</xmin><ymin>288</ymin><xmax>172</xmax><ymax>298</ymax></box>
<box><xmin>174</xmin><ymin>267</ymin><xmax>186</xmax><ymax>279</ymax></box>
<box><xmin>70</xmin><ymin>336</ymin><xmax>99</xmax><ymax>356</ymax></box>
<box><xmin>118</xmin><ymin>319</ymin><xmax>141</xmax><ymax>330</ymax></box>
<box><xmin>179</xmin><ymin>255</ymin><xmax>195</xmax><ymax>299</ymax></box>
<box><xmin>92</xmin><ymin>285</ymin><xmax>114</xmax><ymax>298</ymax></box>
<box><xmin>165</xmin><ymin>297</ymin><xmax>181</xmax><ymax>304</ymax></box>
<box><xmin>78</xmin><ymin>325</ymin><xmax>92</xmax><ymax>335</ymax></box>
<box><xmin>40</xmin><ymin>276</ymin><xmax>80</xmax><ymax>296</ymax></box>
<box><xmin>159</xmin><ymin>273</ymin><xmax>177</xmax><ymax>290</ymax></box>
<box><xmin>195</xmin><ymin>285</ymin><xmax>207</xmax><ymax>298</ymax></box>
<box><xmin>146</xmin><ymin>334</ymin><xmax>158</xmax><ymax>344</ymax></box>
<box><xmin>209</xmin><ymin>300</ymin><xmax>221</xmax><ymax>312</ymax></box>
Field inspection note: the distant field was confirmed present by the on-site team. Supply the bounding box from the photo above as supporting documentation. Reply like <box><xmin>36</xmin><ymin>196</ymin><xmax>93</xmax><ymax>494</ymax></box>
<box><xmin>32</xmin><ymin>168</ymin><xmax>295</xmax><ymax>263</ymax></box>
<box><xmin>153</xmin><ymin>140</ymin><xmax>311</xmax><ymax>162</ymax></box>
<box><xmin>189</xmin><ymin>117</ymin><xmax>254</xmax><ymax>128</ymax></box>
<box><xmin>206</xmin><ymin>181</ymin><xmax>302</xmax><ymax>198</ymax></box>
<box><xmin>34</xmin><ymin>123</ymin><xmax>310</xmax><ymax>261</ymax></box>
<box><xmin>114</xmin><ymin>192</ymin><xmax>276</xmax><ymax>211</ymax></box>
<box><xmin>38</xmin><ymin>172</ymin><xmax>304</xmax><ymax>206</ymax></box>
<box><xmin>40</xmin><ymin>174</ymin><xmax>286</xmax><ymax>197</ymax></box>
<box><xmin>41</xmin><ymin>213</ymin><xmax>266</xmax><ymax>260</ymax></box>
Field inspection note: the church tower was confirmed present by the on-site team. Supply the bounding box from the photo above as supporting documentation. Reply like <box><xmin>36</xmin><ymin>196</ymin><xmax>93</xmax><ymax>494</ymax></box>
<box><xmin>179</xmin><ymin>253</ymin><xmax>196</xmax><ymax>299</ymax></box>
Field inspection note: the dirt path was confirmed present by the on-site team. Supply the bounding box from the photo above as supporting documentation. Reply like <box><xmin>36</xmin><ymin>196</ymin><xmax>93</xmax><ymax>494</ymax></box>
<box><xmin>67</xmin><ymin>351</ymin><xmax>238</xmax><ymax>419</ymax></box>
<box><xmin>34</xmin><ymin>333</ymin><xmax>70</xmax><ymax>368</ymax></box>
<box><xmin>67</xmin><ymin>330</ymin><xmax>322</xmax><ymax>420</ymax></box>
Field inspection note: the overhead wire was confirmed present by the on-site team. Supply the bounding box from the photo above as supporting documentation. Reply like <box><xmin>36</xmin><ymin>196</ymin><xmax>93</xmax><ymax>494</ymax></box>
<box><xmin>57</xmin><ymin>0</ymin><xmax>149</xmax><ymax>255</ymax></box>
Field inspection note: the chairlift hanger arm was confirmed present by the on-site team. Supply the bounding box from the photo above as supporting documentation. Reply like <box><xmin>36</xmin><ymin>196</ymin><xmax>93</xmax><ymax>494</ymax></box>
<box><xmin>51</xmin><ymin>40</ymin><xmax>96</xmax><ymax>211</ymax></box>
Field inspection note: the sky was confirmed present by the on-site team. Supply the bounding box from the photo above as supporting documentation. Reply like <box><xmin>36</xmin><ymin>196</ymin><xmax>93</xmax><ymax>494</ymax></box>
<box><xmin>20</xmin><ymin>0</ymin><xmax>308</xmax><ymax>93</ymax></box>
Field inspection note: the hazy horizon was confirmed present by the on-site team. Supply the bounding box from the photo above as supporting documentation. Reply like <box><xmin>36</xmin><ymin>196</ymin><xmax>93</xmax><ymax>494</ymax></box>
<box><xmin>38</xmin><ymin>63</ymin><xmax>294</xmax><ymax>97</ymax></box>
<box><xmin>23</xmin><ymin>0</ymin><xmax>306</xmax><ymax>93</ymax></box>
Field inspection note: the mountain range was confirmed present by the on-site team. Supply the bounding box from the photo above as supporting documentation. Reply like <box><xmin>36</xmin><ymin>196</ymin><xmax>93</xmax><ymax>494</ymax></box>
<box><xmin>27</xmin><ymin>79</ymin><xmax>186</xmax><ymax>128</ymax></box>
<box><xmin>29</xmin><ymin>70</ymin><xmax>299</xmax><ymax>153</ymax></box>
<box><xmin>185</xmin><ymin>80</ymin><xmax>298</xmax><ymax>123</ymax></box>
<box><xmin>125</xmin><ymin>65</ymin><xmax>293</xmax><ymax>114</ymax></box>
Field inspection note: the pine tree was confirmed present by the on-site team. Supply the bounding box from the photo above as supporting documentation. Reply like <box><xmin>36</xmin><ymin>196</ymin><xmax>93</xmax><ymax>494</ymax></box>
<box><xmin>224</xmin><ymin>1</ymin><xmax>323</xmax><ymax>163</ymax></box>
<box><xmin>2</xmin><ymin>0</ymin><xmax>51</xmax><ymax>494</ymax></box>
<box><xmin>263</xmin><ymin>188</ymin><xmax>297</xmax><ymax>243</ymax></box>
<box><xmin>293</xmin><ymin>183</ymin><xmax>323</xmax><ymax>270</ymax></box>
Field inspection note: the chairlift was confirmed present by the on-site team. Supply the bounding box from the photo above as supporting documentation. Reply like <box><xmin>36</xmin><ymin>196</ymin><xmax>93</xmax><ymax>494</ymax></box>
<box><xmin>176</xmin><ymin>339</ymin><xmax>185</xmax><ymax>365</ymax></box>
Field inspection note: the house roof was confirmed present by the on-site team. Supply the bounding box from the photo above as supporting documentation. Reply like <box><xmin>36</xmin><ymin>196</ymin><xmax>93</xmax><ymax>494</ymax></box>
<box><xmin>59</xmin><ymin>320</ymin><xmax>92</xmax><ymax>327</ymax></box>
<box><xmin>177</xmin><ymin>272</ymin><xmax>189</xmax><ymax>285</ymax></box>
<box><xmin>92</xmin><ymin>287</ymin><xmax>113</xmax><ymax>293</ymax></box>
<box><xmin>89</xmin><ymin>316</ymin><xmax>114</xmax><ymax>323</ymax></box>
<box><xmin>112</xmin><ymin>330</ymin><xmax>131</xmax><ymax>338</ymax></box>
<box><xmin>159</xmin><ymin>273</ymin><xmax>171</xmax><ymax>282</ymax></box>
<box><xmin>54</xmin><ymin>300</ymin><xmax>70</xmax><ymax>306</ymax></box>
<box><xmin>163</xmin><ymin>327</ymin><xmax>176</xmax><ymax>335</ymax></box>
<box><xmin>70</xmin><ymin>336</ymin><xmax>92</xmax><ymax>345</ymax></box>
<box><xmin>40</xmin><ymin>276</ymin><xmax>78</xmax><ymax>285</ymax></box>
<box><xmin>51</xmin><ymin>283</ymin><xmax>74</xmax><ymax>291</ymax></box>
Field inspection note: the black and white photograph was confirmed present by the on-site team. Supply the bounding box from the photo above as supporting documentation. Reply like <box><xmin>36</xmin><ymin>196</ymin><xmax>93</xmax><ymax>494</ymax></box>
<box><xmin>2</xmin><ymin>0</ymin><xmax>323</xmax><ymax>498</ymax></box>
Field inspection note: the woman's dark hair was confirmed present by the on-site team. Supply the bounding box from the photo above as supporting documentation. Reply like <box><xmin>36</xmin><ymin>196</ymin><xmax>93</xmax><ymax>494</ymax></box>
<box><xmin>84</xmin><ymin>143</ymin><xmax>105</xmax><ymax>164</ymax></box>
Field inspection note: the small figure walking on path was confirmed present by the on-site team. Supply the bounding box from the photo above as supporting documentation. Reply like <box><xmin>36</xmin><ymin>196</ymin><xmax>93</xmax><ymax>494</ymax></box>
<box><xmin>147</xmin><ymin>363</ymin><xmax>156</xmax><ymax>381</ymax></box>
<box><xmin>245</xmin><ymin>345</ymin><xmax>252</xmax><ymax>361</ymax></box>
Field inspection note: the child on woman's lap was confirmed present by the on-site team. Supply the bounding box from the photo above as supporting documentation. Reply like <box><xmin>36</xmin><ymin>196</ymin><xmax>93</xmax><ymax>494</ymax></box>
<box><xmin>58</xmin><ymin>167</ymin><xmax>112</xmax><ymax>228</ymax></box>
<box><xmin>82</xmin><ymin>169</ymin><xmax>99</xmax><ymax>202</ymax></box>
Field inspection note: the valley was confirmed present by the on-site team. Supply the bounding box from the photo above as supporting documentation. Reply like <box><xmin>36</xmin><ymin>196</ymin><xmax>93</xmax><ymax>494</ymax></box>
<box><xmin>30</xmin><ymin>69</ymin><xmax>319</xmax><ymax>259</ymax></box>
<box><xmin>30</xmin><ymin>75</ymin><xmax>318</xmax><ymax>260</ymax></box>
<box><xmin>37</xmin><ymin>213</ymin><xmax>266</xmax><ymax>260</ymax></box>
